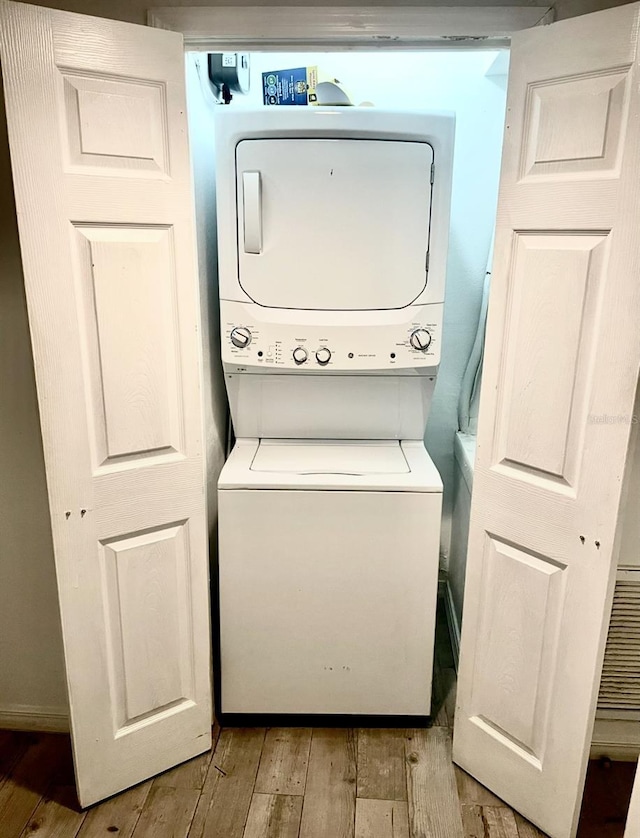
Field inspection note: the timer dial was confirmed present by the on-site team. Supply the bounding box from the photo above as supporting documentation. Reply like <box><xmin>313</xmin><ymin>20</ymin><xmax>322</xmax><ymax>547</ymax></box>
<box><xmin>293</xmin><ymin>346</ymin><xmax>308</xmax><ymax>365</ymax></box>
<box><xmin>409</xmin><ymin>328</ymin><xmax>432</xmax><ymax>352</ymax></box>
<box><xmin>230</xmin><ymin>326</ymin><xmax>252</xmax><ymax>349</ymax></box>
<box><xmin>315</xmin><ymin>347</ymin><xmax>332</xmax><ymax>366</ymax></box>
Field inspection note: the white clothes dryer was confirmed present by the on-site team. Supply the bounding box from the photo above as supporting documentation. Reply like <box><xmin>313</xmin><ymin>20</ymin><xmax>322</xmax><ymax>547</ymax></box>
<box><xmin>218</xmin><ymin>439</ymin><xmax>442</xmax><ymax>716</ymax></box>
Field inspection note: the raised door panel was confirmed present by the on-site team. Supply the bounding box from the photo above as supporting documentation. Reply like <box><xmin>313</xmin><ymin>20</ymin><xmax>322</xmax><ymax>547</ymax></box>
<box><xmin>470</xmin><ymin>537</ymin><xmax>567</xmax><ymax>763</ymax></box>
<box><xmin>73</xmin><ymin>225</ymin><xmax>184</xmax><ymax>467</ymax></box>
<box><xmin>521</xmin><ymin>68</ymin><xmax>631</xmax><ymax>179</ymax></box>
<box><xmin>61</xmin><ymin>72</ymin><xmax>169</xmax><ymax>176</ymax></box>
<box><xmin>494</xmin><ymin>232</ymin><xmax>608</xmax><ymax>488</ymax></box>
<box><xmin>101</xmin><ymin>522</ymin><xmax>195</xmax><ymax>731</ymax></box>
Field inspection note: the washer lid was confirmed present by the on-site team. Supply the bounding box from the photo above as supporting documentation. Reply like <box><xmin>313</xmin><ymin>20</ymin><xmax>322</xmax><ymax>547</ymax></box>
<box><xmin>251</xmin><ymin>439</ymin><xmax>410</xmax><ymax>475</ymax></box>
<box><xmin>219</xmin><ymin>439</ymin><xmax>443</xmax><ymax>492</ymax></box>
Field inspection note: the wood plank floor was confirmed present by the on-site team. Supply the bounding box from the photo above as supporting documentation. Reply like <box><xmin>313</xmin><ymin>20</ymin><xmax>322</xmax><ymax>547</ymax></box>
<box><xmin>0</xmin><ymin>607</ymin><xmax>634</xmax><ymax>838</ymax></box>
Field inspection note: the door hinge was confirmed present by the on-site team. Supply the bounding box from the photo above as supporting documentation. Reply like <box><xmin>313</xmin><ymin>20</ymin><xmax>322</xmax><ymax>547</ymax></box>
<box><xmin>430</xmin><ymin>163</ymin><xmax>435</xmax><ymax>185</ymax></box>
<box><xmin>425</xmin><ymin>251</ymin><xmax>430</xmax><ymax>272</ymax></box>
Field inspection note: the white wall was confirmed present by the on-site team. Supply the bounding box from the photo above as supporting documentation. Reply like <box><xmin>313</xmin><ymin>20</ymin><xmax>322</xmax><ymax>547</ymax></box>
<box><xmin>229</xmin><ymin>50</ymin><xmax>507</xmax><ymax>556</ymax></box>
<box><xmin>0</xmin><ymin>83</ymin><xmax>68</xmax><ymax>728</ymax></box>
<box><xmin>186</xmin><ymin>53</ymin><xmax>229</xmax><ymax>543</ymax></box>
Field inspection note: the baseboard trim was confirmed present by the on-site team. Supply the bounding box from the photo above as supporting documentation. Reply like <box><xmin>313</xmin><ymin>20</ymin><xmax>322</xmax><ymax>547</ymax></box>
<box><xmin>0</xmin><ymin>705</ymin><xmax>69</xmax><ymax>733</ymax></box>
<box><xmin>219</xmin><ymin>712</ymin><xmax>432</xmax><ymax>728</ymax></box>
<box><xmin>444</xmin><ymin>580</ymin><xmax>461</xmax><ymax>670</ymax></box>
<box><xmin>590</xmin><ymin>717</ymin><xmax>640</xmax><ymax>761</ymax></box>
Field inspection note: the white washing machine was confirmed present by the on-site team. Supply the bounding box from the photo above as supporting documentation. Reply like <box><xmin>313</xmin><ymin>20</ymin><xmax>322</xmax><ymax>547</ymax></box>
<box><xmin>219</xmin><ymin>439</ymin><xmax>442</xmax><ymax>715</ymax></box>
<box><xmin>215</xmin><ymin>108</ymin><xmax>455</xmax><ymax>717</ymax></box>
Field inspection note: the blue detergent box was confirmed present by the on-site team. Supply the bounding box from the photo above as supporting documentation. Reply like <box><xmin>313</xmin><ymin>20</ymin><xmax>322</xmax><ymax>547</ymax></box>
<box><xmin>262</xmin><ymin>66</ymin><xmax>318</xmax><ymax>105</ymax></box>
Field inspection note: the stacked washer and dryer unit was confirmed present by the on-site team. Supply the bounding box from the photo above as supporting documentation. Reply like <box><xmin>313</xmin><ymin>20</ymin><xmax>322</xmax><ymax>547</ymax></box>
<box><xmin>216</xmin><ymin>108</ymin><xmax>455</xmax><ymax>718</ymax></box>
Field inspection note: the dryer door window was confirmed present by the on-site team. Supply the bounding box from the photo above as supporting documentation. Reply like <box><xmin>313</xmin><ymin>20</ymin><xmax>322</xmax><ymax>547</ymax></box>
<box><xmin>235</xmin><ymin>138</ymin><xmax>434</xmax><ymax>311</ymax></box>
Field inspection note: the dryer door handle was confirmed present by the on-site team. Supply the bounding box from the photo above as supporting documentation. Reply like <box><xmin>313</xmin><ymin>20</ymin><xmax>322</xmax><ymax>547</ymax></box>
<box><xmin>242</xmin><ymin>171</ymin><xmax>262</xmax><ymax>254</ymax></box>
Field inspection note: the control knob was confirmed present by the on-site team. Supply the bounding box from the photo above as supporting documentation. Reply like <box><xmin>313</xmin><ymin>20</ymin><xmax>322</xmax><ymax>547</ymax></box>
<box><xmin>293</xmin><ymin>346</ymin><xmax>308</xmax><ymax>365</ymax></box>
<box><xmin>315</xmin><ymin>347</ymin><xmax>332</xmax><ymax>366</ymax></box>
<box><xmin>409</xmin><ymin>328</ymin><xmax>432</xmax><ymax>352</ymax></box>
<box><xmin>230</xmin><ymin>326</ymin><xmax>252</xmax><ymax>349</ymax></box>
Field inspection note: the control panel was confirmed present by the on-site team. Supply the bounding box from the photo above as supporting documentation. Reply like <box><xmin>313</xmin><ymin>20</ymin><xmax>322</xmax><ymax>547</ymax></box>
<box><xmin>221</xmin><ymin>302</ymin><xmax>443</xmax><ymax>372</ymax></box>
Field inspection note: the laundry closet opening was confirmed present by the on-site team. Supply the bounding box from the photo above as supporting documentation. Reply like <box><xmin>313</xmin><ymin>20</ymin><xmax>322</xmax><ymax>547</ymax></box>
<box><xmin>185</xmin><ymin>46</ymin><xmax>508</xmax><ymax>552</ymax></box>
<box><xmin>182</xmin><ymin>42</ymin><xmax>640</xmax><ymax>760</ymax></box>
<box><xmin>184</xmin><ymin>47</ymin><xmax>507</xmax><ymax>721</ymax></box>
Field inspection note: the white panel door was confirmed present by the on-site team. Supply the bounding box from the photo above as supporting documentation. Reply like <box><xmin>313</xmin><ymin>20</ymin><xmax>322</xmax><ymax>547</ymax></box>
<box><xmin>0</xmin><ymin>0</ymin><xmax>211</xmax><ymax>806</ymax></box>
<box><xmin>236</xmin><ymin>139</ymin><xmax>433</xmax><ymax>310</ymax></box>
<box><xmin>453</xmin><ymin>5</ymin><xmax>640</xmax><ymax>838</ymax></box>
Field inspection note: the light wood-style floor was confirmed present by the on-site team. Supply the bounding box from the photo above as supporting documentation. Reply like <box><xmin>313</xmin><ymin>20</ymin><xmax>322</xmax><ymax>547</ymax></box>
<box><xmin>0</xmin><ymin>608</ymin><xmax>634</xmax><ymax>838</ymax></box>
